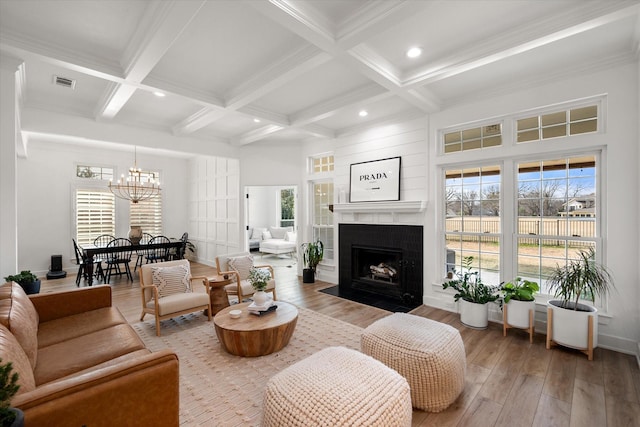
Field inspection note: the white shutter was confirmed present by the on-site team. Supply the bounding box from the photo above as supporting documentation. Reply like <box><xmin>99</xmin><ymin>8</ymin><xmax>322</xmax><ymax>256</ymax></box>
<box><xmin>76</xmin><ymin>190</ymin><xmax>115</xmax><ymax>246</ymax></box>
<box><xmin>130</xmin><ymin>194</ymin><xmax>163</xmax><ymax>236</ymax></box>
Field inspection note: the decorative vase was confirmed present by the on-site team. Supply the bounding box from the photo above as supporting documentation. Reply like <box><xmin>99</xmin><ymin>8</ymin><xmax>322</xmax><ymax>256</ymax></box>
<box><xmin>129</xmin><ymin>226</ymin><xmax>142</xmax><ymax>245</ymax></box>
<box><xmin>253</xmin><ymin>290</ymin><xmax>269</xmax><ymax>306</ymax></box>
<box><xmin>459</xmin><ymin>299</ymin><xmax>489</xmax><ymax>329</ymax></box>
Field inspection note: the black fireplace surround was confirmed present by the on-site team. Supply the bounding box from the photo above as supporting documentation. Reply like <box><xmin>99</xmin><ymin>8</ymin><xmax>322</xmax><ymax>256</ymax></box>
<box><xmin>339</xmin><ymin>224</ymin><xmax>423</xmax><ymax>309</ymax></box>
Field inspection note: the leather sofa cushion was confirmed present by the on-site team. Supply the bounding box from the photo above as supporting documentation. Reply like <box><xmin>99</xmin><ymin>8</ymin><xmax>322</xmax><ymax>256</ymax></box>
<box><xmin>34</xmin><ymin>324</ymin><xmax>146</xmax><ymax>385</ymax></box>
<box><xmin>145</xmin><ymin>292</ymin><xmax>209</xmax><ymax>316</ymax></box>
<box><xmin>0</xmin><ymin>323</ymin><xmax>35</xmax><ymax>393</ymax></box>
<box><xmin>37</xmin><ymin>307</ymin><xmax>126</xmax><ymax>349</ymax></box>
<box><xmin>0</xmin><ymin>283</ymin><xmax>39</xmax><ymax>369</ymax></box>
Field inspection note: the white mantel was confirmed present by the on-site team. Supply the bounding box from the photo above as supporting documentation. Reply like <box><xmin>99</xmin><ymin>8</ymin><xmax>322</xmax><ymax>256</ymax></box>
<box><xmin>334</xmin><ymin>200</ymin><xmax>427</xmax><ymax>226</ymax></box>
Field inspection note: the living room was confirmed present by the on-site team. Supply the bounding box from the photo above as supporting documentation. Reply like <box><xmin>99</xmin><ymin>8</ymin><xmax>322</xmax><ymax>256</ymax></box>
<box><xmin>1</xmin><ymin>1</ymin><xmax>639</xmax><ymax>425</ymax></box>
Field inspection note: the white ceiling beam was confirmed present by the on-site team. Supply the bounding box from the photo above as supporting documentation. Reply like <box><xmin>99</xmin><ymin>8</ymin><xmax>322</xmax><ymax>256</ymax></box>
<box><xmin>237</xmin><ymin>105</ymin><xmax>290</xmax><ymax>127</ymax></box>
<box><xmin>336</xmin><ymin>109</ymin><xmax>424</xmax><ymax>138</ymax></box>
<box><xmin>231</xmin><ymin>124</ymin><xmax>285</xmax><ymax>146</ymax></box>
<box><xmin>95</xmin><ymin>0</ymin><xmax>206</xmax><ymax>120</ymax></box>
<box><xmin>225</xmin><ymin>46</ymin><xmax>331</xmax><ymax>110</ymax></box>
<box><xmin>296</xmin><ymin>123</ymin><xmax>335</xmax><ymax>139</ymax></box>
<box><xmin>172</xmin><ymin>108</ymin><xmax>228</xmax><ymax>136</ymax></box>
<box><xmin>290</xmin><ymin>83</ymin><xmax>390</xmax><ymax>126</ymax></box>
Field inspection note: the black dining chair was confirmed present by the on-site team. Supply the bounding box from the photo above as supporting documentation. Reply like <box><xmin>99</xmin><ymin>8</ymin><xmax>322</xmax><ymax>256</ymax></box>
<box><xmin>170</xmin><ymin>232</ymin><xmax>189</xmax><ymax>260</ymax></box>
<box><xmin>72</xmin><ymin>238</ymin><xmax>105</xmax><ymax>286</ymax></box>
<box><xmin>145</xmin><ymin>235</ymin><xmax>171</xmax><ymax>264</ymax></box>
<box><xmin>134</xmin><ymin>233</ymin><xmax>155</xmax><ymax>272</ymax></box>
<box><xmin>104</xmin><ymin>238</ymin><xmax>134</xmax><ymax>282</ymax></box>
<box><xmin>94</xmin><ymin>234</ymin><xmax>115</xmax><ymax>247</ymax></box>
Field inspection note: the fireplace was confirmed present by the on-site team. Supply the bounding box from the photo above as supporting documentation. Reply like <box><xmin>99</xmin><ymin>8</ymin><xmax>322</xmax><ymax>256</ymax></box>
<box><xmin>339</xmin><ymin>224</ymin><xmax>423</xmax><ymax>308</ymax></box>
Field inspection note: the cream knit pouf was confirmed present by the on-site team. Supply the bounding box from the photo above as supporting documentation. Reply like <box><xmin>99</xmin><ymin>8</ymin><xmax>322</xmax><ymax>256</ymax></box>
<box><xmin>262</xmin><ymin>346</ymin><xmax>412</xmax><ymax>426</ymax></box>
<box><xmin>361</xmin><ymin>313</ymin><xmax>466</xmax><ymax>412</ymax></box>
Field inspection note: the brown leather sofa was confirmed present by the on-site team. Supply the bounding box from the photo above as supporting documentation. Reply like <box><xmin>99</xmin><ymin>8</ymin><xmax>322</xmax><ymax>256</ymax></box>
<box><xmin>0</xmin><ymin>282</ymin><xmax>179</xmax><ymax>426</ymax></box>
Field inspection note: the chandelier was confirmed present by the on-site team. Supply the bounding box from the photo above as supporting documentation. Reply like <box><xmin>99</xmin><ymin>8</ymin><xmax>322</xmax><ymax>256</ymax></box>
<box><xmin>108</xmin><ymin>147</ymin><xmax>161</xmax><ymax>203</ymax></box>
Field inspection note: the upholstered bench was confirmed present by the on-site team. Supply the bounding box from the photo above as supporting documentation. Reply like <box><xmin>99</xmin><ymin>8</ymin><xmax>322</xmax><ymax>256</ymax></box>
<box><xmin>361</xmin><ymin>313</ymin><xmax>466</xmax><ymax>412</ymax></box>
<box><xmin>262</xmin><ymin>346</ymin><xmax>412</xmax><ymax>426</ymax></box>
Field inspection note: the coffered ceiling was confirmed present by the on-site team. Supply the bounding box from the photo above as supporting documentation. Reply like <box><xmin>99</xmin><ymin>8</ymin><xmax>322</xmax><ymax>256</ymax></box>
<box><xmin>1</xmin><ymin>0</ymin><xmax>639</xmax><ymax>148</ymax></box>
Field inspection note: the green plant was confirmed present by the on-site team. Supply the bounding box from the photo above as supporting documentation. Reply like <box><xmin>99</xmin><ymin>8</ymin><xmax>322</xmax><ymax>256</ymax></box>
<box><xmin>500</xmin><ymin>277</ymin><xmax>539</xmax><ymax>304</ymax></box>
<box><xmin>546</xmin><ymin>247</ymin><xmax>614</xmax><ymax>311</ymax></box>
<box><xmin>301</xmin><ymin>239</ymin><xmax>324</xmax><ymax>271</ymax></box>
<box><xmin>0</xmin><ymin>359</ymin><xmax>20</xmax><ymax>427</ymax></box>
<box><xmin>248</xmin><ymin>267</ymin><xmax>271</xmax><ymax>291</ymax></box>
<box><xmin>442</xmin><ymin>256</ymin><xmax>498</xmax><ymax>304</ymax></box>
<box><xmin>4</xmin><ymin>270</ymin><xmax>37</xmax><ymax>286</ymax></box>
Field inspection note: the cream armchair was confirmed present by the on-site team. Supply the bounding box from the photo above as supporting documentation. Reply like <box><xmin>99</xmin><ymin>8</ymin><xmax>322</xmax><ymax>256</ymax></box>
<box><xmin>215</xmin><ymin>252</ymin><xmax>276</xmax><ymax>303</ymax></box>
<box><xmin>140</xmin><ymin>259</ymin><xmax>212</xmax><ymax>336</ymax></box>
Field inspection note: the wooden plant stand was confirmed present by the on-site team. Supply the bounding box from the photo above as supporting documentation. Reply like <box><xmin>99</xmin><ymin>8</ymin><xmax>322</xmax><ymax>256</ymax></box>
<box><xmin>546</xmin><ymin>307</ymin><xmax>594</xmax><ymax>361</ymax></box>
<box><xmin>502</xmin><ymin>304</ymin><xmax>535</xmax><ymax>343</ymax></box>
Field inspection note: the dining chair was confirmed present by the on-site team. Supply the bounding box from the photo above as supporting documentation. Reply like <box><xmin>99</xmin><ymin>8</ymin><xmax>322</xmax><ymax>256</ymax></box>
<box><xmin>94</xmin><ymin>234</ymin><xmax>116</xmax><ymax>247</ymax></box>
<box><xmin>169</xmin><ymin>232</ymin><xmax>189</xmax><ymax>260</ymax></box>
<box><xmin>145</xmin><ymin>235</ymin><xmax>171</xmax><ymax>264</ymax></box>
<box><xmin>72</xmin><ymin>238</ymin><xmax>105</xmax><ymax>286</ymax></box>
<box><xmin>134</xmin><ymin>233</ymin><xmax>154</xmax><ymax>272</ymax></box>
<box><xmin>104</xmin><ymin>238</ymin><xmax>134</xmax><ymax>282</ymax></box>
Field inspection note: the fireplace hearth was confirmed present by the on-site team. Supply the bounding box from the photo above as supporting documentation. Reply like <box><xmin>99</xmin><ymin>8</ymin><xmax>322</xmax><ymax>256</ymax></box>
<box><xmin>339</xmin><ymin>224</ymin><xmax>423</xmax><ymax>309</ymax></box>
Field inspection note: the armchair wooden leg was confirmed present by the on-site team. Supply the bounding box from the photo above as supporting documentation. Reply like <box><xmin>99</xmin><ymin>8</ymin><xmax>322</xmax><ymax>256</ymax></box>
<box><xmin>140</xmin><ymin>312</ymin><xmax>146</xmax><ymax>321</ymax></box>
<box><xmin>155</xmin><ymin>317</ymin><xmax>161</xmax><ymax>337</ymax></box>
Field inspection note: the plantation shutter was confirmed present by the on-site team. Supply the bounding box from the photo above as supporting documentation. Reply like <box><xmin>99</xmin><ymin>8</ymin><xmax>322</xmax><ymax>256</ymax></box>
<box><xmin>130</xmin><ymin>195</ymin><xmax>163</xmax><ymax>236</ymax></box>
<box><xmin>76</xmin><ymin>190</ymin><xmax>115</xmax><ymax>246</ymax></box>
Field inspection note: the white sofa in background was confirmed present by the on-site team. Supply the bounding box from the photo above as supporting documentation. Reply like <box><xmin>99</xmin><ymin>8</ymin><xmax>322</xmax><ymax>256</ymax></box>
<box><xmin>259</xmin><ymin>226</ymin><xmax>297</xmax><ymax>256</ymax></box>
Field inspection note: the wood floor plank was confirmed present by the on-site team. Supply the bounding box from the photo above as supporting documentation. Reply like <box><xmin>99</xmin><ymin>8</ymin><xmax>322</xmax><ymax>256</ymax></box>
<box><xmin>543</xmin><ymin>350</ymin><xmax>577</xmax><ymax>403</ymax></box>
<box><xmin>606</xmin><ymin>394</ymin><xmax>640</xmax><ymax>427</ymax></box>
<box><xmin>575</xmin><ymin>350</ymin><xmax>603</xmax><ymax>386</ymax></box>
<box><xmin>570</xmin><ymin>378</ymin><xmax>606</xmax><ymax>427</ymax></box>
<box><xmin>495</xmin><ymin>374</ymin><xmax>544</xmax><ymax>427</ymax></box>
<box><xmin>478</xmin><ymin>337</ymin><xmax>530</xmax><ymax>404</ymax></box>
<box><xmin>602</xmin><ymin>350</ymin><xmax>638</xmax><ymax>403</ymax></box>
<box><xmin>532</xmin><ymin>393</ymin><xmax>571</xmax><ymax>427</ymax></box>
<box><xmin>522</xmin><ymin>335</ymin><xmax>552</xmax><ymax>378</ymax></box>
<box><xmin>457</xmin><ymin>396</ymin><xmax>502</xmax><ymax>427</ymax></box>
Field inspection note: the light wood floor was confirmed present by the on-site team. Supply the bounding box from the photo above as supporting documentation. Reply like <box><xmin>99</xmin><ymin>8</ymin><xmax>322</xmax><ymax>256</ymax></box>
<box><xmin>42</xmin><ymin>259</ymin><xmax>640</xmax><ymax>427</ymax></box>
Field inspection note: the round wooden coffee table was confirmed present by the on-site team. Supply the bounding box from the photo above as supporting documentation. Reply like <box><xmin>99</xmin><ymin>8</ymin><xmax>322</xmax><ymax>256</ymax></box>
<box><xmin>214</xmin><ymin>301</ymin><xmax>298</xmax><ymax>357</ymax></box>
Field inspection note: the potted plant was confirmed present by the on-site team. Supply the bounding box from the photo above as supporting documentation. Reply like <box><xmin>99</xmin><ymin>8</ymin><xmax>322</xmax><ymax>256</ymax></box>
<box><xmin>248</xmin><ymin>267</ymin><xmax>271</xmax><ymax>306</ymax></box>
<box><xmin>545</xmin><ymin>247</ymin><xmax>614</xmax><ymax>360</ymax></box>
<box><xmin>0</xmin><ymin>359</ymin><xmax>22</xmax><ymax>427</ymax></box>
<box><xmin>4</xmin><ymin>271</ymin><xmax>40</xmax><ymax>295</ymax></box>
<box><xmin>300</xmin><ymin>239</ymin><xmax>323</xmax><ymax>283</ymax></box>
<box><xmin>500</xmin><ymin>277</ymin><xmax>539</xmax><ymax>342</ymax></box>
<box><xmin>442</xmin><ymin>256</ymin><xmax>498</xmax><ymax>329</ymax></box>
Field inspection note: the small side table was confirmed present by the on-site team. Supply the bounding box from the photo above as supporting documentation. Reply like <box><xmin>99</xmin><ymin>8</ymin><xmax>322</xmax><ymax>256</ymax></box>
<box><xmin>205</xmin><ymin>275</ymin><xmax>232</xmax><ymax>316</ymax></box>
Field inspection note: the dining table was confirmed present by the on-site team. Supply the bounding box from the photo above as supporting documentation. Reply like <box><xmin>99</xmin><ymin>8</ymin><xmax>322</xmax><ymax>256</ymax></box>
<box><xmin>81</xmin><ymin>240</ymin><xmax>185</xmax><ymax>286</ymax></box>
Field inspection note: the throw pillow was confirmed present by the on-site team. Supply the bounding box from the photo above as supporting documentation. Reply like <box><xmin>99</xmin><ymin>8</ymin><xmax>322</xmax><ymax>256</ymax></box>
<box><xmin>262</xmin><ymin>230</ymin><xmax>273</xmax><ymax>240</ymax></box>
<box><xmin>284</xmin><ymin>231</ymin><xmax>297</xmax><ymax>242</ymax></box>
<box><xmin>228</xmin><ymin>255</ymin><xmax>254</xmax><ymax>281</ymax></box>
<box><xmin>252</xmin><ymin>227</ymin><xmax>266</xmax><ymax>240</ymax></box>
<box><xmin>269</xmin><ymin>226</ymin><xmax>292</xmax><ymax>239</ymax></box>
<box><xmin>152</xmin><ymin>264</ymin><xmax>191</xmax><ymax>298</ymax></box>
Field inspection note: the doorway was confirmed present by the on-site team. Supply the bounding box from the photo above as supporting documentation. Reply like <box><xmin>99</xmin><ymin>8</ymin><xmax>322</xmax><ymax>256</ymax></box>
<box><xmin>244</xmin><ymin>186</ymin><xmax>297</xmax><ymax>253</ymax></box>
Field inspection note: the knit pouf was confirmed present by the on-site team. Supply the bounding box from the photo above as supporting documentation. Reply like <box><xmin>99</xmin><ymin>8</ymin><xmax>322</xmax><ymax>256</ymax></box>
<box><xmin>262</xmin><ymin>346</ymin><xmax>412</xmax><ymax>427</ymax></box>
<box><xmin>361</xmin><ymin>313</ymin><xmax>466</xmax><ymax>412</ymax></box>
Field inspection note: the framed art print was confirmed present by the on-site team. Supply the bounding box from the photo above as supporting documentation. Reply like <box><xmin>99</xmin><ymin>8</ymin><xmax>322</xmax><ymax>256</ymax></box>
<box><xmin>349</xmin><ymin>157</ymin><xmax>401</xmax><ymax>202</ymax></box>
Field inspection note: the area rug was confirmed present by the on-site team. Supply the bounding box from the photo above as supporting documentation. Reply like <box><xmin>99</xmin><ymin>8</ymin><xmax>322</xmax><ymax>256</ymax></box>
<box><xmin>132</xmin><ymin>304</ymin><xmax>363</xmax><ymax>426</ymax></box>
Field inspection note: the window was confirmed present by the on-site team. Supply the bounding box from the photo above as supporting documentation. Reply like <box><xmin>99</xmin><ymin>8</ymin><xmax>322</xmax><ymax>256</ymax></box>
<box><xmin>312</xmin><ymin>155</ymin><xmax>334</xmax><ymax>173</ymax></box>
<box><xmin>517</xmin><ymin>105</ymin><xmax>598</xmax><ymax>143</ymax></box>
<box><xmin>76</xmin><ymin>165</ymin><xmax>113</xmax><ymax>180</ymax></box>
<box><xmin>443</xmin><ymin>123</ymin><xmax>502</xmax><ymax>154</ymax></box>
<box><xmin>516</xmin><ymin>156</ymin><xmax>598</xmax><ymax>293</ymax></box>
<box><xmin>279</xmin><ymin>188</ymin><xmax>295</xmax><ymax>227</ymax></box>
<box><xmin>75</xmin><ymin>189</ymin><xmax>115</xmax><ymax>246</ymax></box>
<box><xmin>445</xmin><ymin>166</ymin><xmax>501</xmax><ymax>283</ymax></box>
<box><xmin>130</xmin><ymin>195</ymin><xmax>163</xmax><ymax>236</ymax></box>
<box><xmin>312</xmin><ymin>182</ymin><xmax>334</xmax><ymax>262</ymax></box>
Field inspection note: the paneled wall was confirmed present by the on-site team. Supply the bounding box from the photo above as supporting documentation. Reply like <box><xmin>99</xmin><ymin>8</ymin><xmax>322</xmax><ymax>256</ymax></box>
<box><xmin>188</xmin><ymin>157</ymin><xmax>240</xmax><ymax>266</ymax></box>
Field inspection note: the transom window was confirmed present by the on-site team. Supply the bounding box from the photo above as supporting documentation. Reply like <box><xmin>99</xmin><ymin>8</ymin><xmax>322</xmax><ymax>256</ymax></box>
<box><xmin>76</xmin><ymin>165</ymin><xmax>113</xmax><ymax>180</ymax></box>
<box><xmin>517</xmin><ymin>105</ymin><xmax>598</xmax><ymax>143</ymax></box>
<box><xmin>443</xmin><ymin>123</ymin><xmax>502</xmax><ymax>153</ymax></box>
<box><xmin>311</xmin><ymin>155</ymin><xmax>334</xmax><ymax>173</ymax></box>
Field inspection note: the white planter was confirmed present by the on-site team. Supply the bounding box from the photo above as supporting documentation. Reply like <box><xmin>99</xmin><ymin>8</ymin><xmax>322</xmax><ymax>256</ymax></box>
<box><xmin>547</xmin><ymin>299</ymin><xmax>598</xmax><ymax>356</ymax></box>
<box><xmin>459</xmin><ymin>299</ymin><xmax>489</xmax><ymax>330</ymax></box>
<box><xmin>253</xmin><ymin>290</ymin><xmax>269</xmax><ymax>306</ymax></box>
<box><xmin>504</xmin><ymin>299</ymin><xmax>535</xmax><ymax>329</ymax></box>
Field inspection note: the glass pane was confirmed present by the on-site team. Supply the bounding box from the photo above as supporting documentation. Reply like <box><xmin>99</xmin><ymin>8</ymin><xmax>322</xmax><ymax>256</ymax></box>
<box><xmin>570</xmin><ymin>120</ymin><xmax>597</xmax><ymax>134</ymax></box>
<box><xmin>570</xmin><ymin>106</ymin><xmax>597</xmax><ymax>121</ymax></box>
<box><xmin>462</xmin><ymin>127</ymin><xmax>481</xmax><ymax>140</ymax></box>
<box><xmin>463</xmin><ymin>139</ymin><xmax>482</xmax><ymax>150</ymax></box>
<box><xmin>542</xmin><ymin>124</ymin><xmax>567</xmax><ymax>139</ymax></box>
<box><xmin>518</xmin><ymin>215</ymin><xmax>541</xmax><ymax>234</ymax></box>
<box><xmin>482</xmin><ymin>124</ymin><xmax>501</xmax><ymax>136</ymax></box>
<box><xmin>517</xmin><ymin>117</ymin><xmax>539</xmax><ymax>131</ymax></box>
<box><xmin>483</xmin><ymin>135</ymin><xmax>501</xmax><ymax>147</ymax></box>
<box><xmin>444</xmin><ymin>132</ymin><xmax>461</xmax><ymax>144</ymax></box>
<box><xmin>541</xmin><ymin>111</ymin><xmax>566</xmax><ymax>126</ymax></box>
<box><xmin>444</xmin><ymin>142</ymin><xmax>461</xmax><ymax>153</ymax></box>
<box><xmin>517</xmin><ymin>129</ymin><xmax>539</xmax><ymax>143</ymax></box>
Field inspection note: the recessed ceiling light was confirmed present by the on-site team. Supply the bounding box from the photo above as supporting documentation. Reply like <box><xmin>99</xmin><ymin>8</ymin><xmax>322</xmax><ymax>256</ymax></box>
<box><xmin>406</xmin><ymin>47</ymin><xmax>422</xmax><ymax>58</ymax></box>
<box><xmin>359</xmin><ymin>110</ymin><xmax>368</xmax><ymax>117</ymax></box>
<box><xmin>253</xmin><ymin>118</ymin><xmax>261</xmax><ymax>123</ymax></box>
<box><xmin>153</xmin><ymin>91</ymin><xmax>166</xmax><ymax>97</ymax></box>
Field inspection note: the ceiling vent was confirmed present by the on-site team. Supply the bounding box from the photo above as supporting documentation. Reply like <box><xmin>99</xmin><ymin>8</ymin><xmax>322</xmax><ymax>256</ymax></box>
<box><xmin>52</xmin><ymin>75</ymin><xmax>76</xmax><ymax>89</ymax></box>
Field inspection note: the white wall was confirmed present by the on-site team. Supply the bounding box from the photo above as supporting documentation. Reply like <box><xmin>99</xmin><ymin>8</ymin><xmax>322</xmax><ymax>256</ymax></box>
<box><xmin>17</xmin><ymin>140</ymin><xmax>189</xmax><ymax>274</ymax></box>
